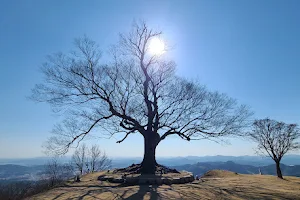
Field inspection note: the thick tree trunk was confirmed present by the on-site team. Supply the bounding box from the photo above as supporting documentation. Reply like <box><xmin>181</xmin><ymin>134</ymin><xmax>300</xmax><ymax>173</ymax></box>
<box><xmin>140</xmin><ymin>132</ymin><xmax>159</xmax><ymax>174</ymax></box>
<box><xmin>275</xmin><ymin>161</ymin><xmax>283</xmax><ymax>179</ymax></box>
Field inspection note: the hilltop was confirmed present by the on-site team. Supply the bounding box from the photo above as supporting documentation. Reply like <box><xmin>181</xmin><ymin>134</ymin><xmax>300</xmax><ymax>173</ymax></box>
<box><xmin>29</xmin><ymin>170</ymin><xmax>300</xmax><ymax>200</ymax></box>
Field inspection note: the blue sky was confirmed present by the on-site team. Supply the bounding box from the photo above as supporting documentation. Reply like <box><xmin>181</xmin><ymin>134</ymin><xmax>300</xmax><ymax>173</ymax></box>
<box><xmin>1</xmin><ymin>0</ymin><xmax>300</xmax><ymax>158</ymax></box>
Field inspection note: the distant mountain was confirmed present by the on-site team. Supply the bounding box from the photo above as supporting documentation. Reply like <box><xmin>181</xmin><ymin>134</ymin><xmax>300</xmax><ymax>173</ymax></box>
<box><xmin>0</xmin><ymin>157</ymin><xmax>71</xmax><ymax>166</ymax></box>
<box><xmin>0</xmin><ymin>164</ymin><xmax>45</xmax><ymax>181</ymax></box>
<box><xmin>111</xmin><ymin>155</ymin><xmax>300</xmax><ymax>167</ymax></box>
<box><xmin>1</xmin><ymin>159</ymin><xmax>300</xmax><ymax>182</ymax></box>
<box><xmin>1</xmin><ymin>155</ymin><xmax>300</xmax><ymax>167</ymax></box>
<box><xmin>172</xmin><ymin>161</ymin><xmax>300</xmax><ymax>177</ymax></box>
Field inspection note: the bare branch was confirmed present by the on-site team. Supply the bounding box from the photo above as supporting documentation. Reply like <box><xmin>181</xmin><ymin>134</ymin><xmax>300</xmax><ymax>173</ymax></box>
<box><xmin>248</xmin><ymin>118</ymin><xmax>300</xmax><ymax>178</ymax></box>
<box><xmin>32</xmin><ymin>21</ymin><xmax>252</xmax><ymax>172</ymax></box>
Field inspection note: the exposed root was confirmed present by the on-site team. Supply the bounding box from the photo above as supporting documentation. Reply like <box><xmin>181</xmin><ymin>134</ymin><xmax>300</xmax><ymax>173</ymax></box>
<box><xmin>113</xmin><ymin>163</ymin><xmax>179</xmax><ymax>174</ymax></box>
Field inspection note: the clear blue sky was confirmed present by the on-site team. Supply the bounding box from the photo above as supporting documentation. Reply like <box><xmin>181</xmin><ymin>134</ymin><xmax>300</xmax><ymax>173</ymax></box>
<box><xmin>1</xmin><ymin>0</ymin><xmax>300</xmax><ymax>158</ymax></box>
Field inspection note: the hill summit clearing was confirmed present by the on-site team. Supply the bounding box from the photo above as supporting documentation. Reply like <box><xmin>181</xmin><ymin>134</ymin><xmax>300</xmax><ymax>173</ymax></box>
<box><xmin>29</xmin><ymin>170</ymin><xmax>300</xmax><ymax>200</ymax></box>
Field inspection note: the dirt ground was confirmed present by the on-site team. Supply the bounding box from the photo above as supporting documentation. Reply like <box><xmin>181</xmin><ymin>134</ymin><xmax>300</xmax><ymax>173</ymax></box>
<box><xmin>28</xmin><ymin>170</ymin><xmax>300</xmax><ymax>200</ymax></box>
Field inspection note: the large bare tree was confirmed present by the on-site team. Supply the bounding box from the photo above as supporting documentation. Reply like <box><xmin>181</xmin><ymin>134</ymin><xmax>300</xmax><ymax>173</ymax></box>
<box><xmin>249</xmin><ymin>118</ymin><xmax>300</xmax><ymax>179</ymax></box>
<box><xmin>32</xmin><ymin>22</ymin><xmax>251</xmax><ymax>174</ymax></box>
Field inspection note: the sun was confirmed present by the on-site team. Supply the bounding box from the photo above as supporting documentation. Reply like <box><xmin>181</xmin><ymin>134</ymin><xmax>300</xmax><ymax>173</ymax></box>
<box><xmin>149</xmin><ymin>37</ymin><xmax>165</xmax><ymax>55</ymax></box>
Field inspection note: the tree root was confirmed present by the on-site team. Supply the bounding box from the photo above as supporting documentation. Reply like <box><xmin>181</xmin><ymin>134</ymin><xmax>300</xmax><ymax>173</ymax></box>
<box><xmin>113</xmin><ymin>163</ymin><xmax>179</xmax><ymax>174</ymax></box>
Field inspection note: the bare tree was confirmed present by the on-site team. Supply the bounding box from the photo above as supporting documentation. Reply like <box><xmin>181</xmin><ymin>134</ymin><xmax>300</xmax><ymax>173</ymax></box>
<box><xmin>249</xmin><ymin>118</ymin><xmax>300</xmax><ymax>179</ymax></box>
<box><xmin>32</xmin><ymin>21</ymin><xmax>252</xmax><ymax>174</ymax></box>
<box><xmin>72</xmin><ymin>144</ymin><xmax>87</xmax><ymax>175</ymax></box>
<box><xmin>45</xmin><ymin>158</ymin><xmax>61</xmax><ymax>186</ymax></box>
<box><xmin>89</xmin><ymin>145</ymin><xmax>112</xmax><ymax>172</ymax></box>
<box><xmin>45</xmin><ymin>157</ymin><xmax>74</xmax><ymax>186</ymax></box>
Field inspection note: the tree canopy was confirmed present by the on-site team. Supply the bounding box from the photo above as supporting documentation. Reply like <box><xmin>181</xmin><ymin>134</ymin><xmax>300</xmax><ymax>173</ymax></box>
<box><xmin>32</xmin><ymin>22</ymin><xmax>252</xmax><ymax>174</ymax></box>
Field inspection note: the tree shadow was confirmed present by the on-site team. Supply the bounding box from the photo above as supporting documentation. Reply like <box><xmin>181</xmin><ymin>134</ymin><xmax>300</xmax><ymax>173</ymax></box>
<box><xmin>52</xmin><ymin>192</ymin><xmax>67</xmax><ymax>200</ymax></box>
<box><xmin>121</xmin><ymin>184</ymin><xmax>159</xmax><ymax>200</ymax></box>
<box><xmin>48</xmin><ymin>176</ymin><xmax>300</xmax><ymax>200</ymax></box>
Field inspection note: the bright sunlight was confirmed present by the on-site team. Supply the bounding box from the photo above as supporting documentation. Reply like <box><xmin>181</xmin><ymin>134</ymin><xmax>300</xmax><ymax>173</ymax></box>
<box><xmin>149</xmin><ymin>37</ymin><xmax>165</xmax><ymax>55</ymax></box>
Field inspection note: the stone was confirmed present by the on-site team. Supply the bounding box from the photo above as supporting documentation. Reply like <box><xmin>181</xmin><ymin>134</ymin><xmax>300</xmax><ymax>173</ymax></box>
<box><xmin>112</xmin><ymin>178</ymin><xmax>124</xmax><ymax>183</ymax></box>
<box><xmin>107</xmin><ymin>177</ymin><xmax>114</xmax><ymax>182</ymax></box>
<box><xmin>126</xmin><ymin>177</ymin><xmax>138</xmax><ymax>185</ymax></box>
<box><xmin>179</xmin><ymin>177</ymin><xmax>185</xmax><ymax>184</ymax></box>
<box><xmin>164</xmin><ymin>178</ymin><xmax>172</xmax><ymax>185</ymax></box>
<box><xmin>172</xmin><ymin>178</ymin><xmax>181</xmax><ymax>184</ymax></box>
<box><xmin>98</xmin><ymin>176</ymin><xmax>107</xmax><ymax>181</ymax></box>
<box><xmin>189</xmin><ymin>176</ymin><xmax>195</xmax><ymax>182</ymax></box>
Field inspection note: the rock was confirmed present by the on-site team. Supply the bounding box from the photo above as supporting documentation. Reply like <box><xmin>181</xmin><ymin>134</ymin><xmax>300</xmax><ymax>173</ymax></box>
<box><xmin>179</xmin><ymin>177</ymin><xmax>185</xmax><ymax>184</ymax></box>
<box><xmin>104</xmin><ymin>170</ymin><xmax>194</xmax><ymax>185</ymax></box>
<box><xmin>107</xmin><ymin>177</ymin><xmax>114</xmax><ymax>182</ymax></box>
<box><xmin>164</xmin><ymin>178</ymin><xmax>172</xmax><ymax>185</ymax></box>
<box><xmin>189</xmin><ymin>176</ymin><xmax>195</xmax><ymax>182</ymax></box>
<box><xmin>98</xmin><ymin>176</ymin><xmax>107</xmax><ymax>181</ymax></box>
<box><xmin>172</xmin><ymin>178</ymin><xmax>181</xmax><ymax>184</ymax></box>
<box><xmin>126</xmin><ymin>177</ymin><xmax>138</xmax><ymax>185</ymax></box>
<box><xmin>186</xmin><ymin>177</ymin><xmax>190</xmax><ymax>183</ymax></box>
<box><xmin>112</xmin><ymin>178</ymin><xmax>124</xmax><ymax>183</ymax></box>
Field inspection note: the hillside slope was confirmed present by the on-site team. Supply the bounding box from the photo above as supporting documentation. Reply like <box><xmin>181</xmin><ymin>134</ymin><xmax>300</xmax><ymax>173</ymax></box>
<box><xmin>29</xmin><ymin>170</ymin><xmax>300</xmax><ymax>200</ymax></box>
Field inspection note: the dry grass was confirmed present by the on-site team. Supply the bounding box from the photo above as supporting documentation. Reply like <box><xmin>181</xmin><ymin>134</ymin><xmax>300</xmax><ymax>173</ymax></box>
<box><xmin>28</xmin><ymin>170</ymin><xmax>300</xmax><ymax>200</ymax></box>
<box><xmin>202</xmin><ymin>170</ymin><xmax>238</xmax><ymax>178</ymax></box>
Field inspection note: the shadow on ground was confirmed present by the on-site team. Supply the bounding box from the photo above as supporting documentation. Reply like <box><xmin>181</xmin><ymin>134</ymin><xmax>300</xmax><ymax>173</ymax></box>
<box><xmin>47</xmin><ymin>181</ymin><xmax>298</xmax><ymax>200</ymax></box>
<box><xmin>120</xmin><ymin>185</ymin><xmax>160</xmax><ymax>200</ymax></box>
<box><xmin>30</xmin><ymin>174</ymin><xmax>300</xmax><ymax>200</ymax></box>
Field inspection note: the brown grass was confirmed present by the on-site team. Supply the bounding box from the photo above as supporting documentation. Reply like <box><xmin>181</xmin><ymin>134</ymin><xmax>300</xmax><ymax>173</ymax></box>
<box><xmin>202</xmin><ymin>170</ymin><xmax>238</xmax><ymax>178</ymax></box>
<box><xmin>28</xmin><ymin>170</ymin><xmax>300</xmax><ymax>200</ymax></box>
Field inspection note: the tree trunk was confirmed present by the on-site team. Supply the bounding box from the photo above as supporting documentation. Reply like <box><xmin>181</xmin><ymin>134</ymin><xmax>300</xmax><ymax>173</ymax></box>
<box><xmin>275</xmin><ymin>161</ymin><xmax>283</xmax><ymax>179</ymax></box>
<box><xmin>140</xmin><ymin>132</ymin><xmax>159</xmax><ymax>174</ymax></box>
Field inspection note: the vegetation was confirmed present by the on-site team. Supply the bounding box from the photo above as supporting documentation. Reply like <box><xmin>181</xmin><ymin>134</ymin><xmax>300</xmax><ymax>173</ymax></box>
<box><xmin>0</xmin><ymin>179</ymin><xmax>64</xmax><ymax>200</ymax></box>
<box><xmin>45</xmin><ymin>157</ymin><xmax>74</xmax><ymax>186</ymax></box>
<box><xmin>72</xmin><ymin>144</ymin><xmax>111</xmax><ymax>175</ymax></box>
<box><xmin>0</xmin><ymin>144</ymin><xmax>111</xmax><ymax>200</ymax></box>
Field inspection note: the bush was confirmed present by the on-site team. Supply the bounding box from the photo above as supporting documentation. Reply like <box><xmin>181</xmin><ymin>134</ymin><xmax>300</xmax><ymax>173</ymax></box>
<box><xmin>0</xmin><ymin>179</ymin><xmax>64</xmax><ymax>200</ymax></box>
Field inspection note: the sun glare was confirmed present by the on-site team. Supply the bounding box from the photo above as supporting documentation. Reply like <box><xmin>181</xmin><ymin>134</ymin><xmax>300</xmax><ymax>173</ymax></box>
<box><xmin>149</xmin><ymin>37</ymin><xmax>165</xmax><ymax>55</ymax></box>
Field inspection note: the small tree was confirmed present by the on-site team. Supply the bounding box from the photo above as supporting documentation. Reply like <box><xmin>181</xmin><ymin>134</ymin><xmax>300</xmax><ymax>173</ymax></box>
<box><xmin>72</xmin><ymin>144</ymin><xmax>87</xmax><ymax>175</ymax></box>
<box><xmin>89</xmin><ymin>145</ymin><xmax>112</xmax><ymax>173</ymax></box>
<box><xmin>45</xmin><ymin>157</ymin><xmax>74</xmax><ymax>186</ymax></box>
<box><xmin>46</xmin><ymin>158</ymin><xmax>61</xmax><ymax>186</ymax></box>
<box><xmin>249</xmin><ymin>118</ymin><xmax>300</xmax><ymax>179</ymax></box>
